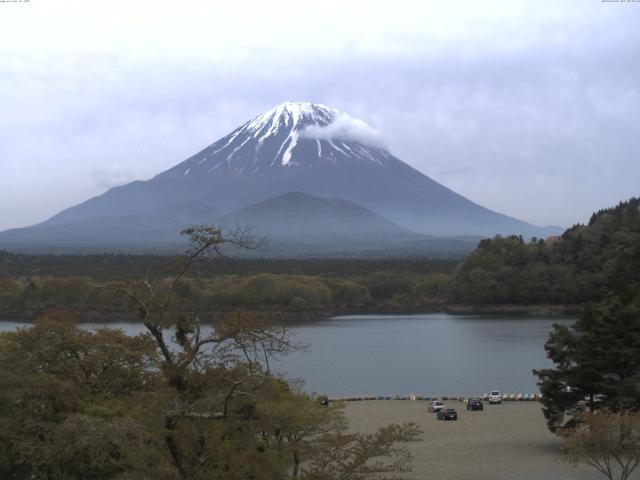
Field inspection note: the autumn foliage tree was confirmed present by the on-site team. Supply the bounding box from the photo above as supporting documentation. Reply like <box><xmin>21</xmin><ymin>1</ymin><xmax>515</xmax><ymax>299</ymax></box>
<box><xmin>560</xmin><ymin>410</ymin><xmax>640</xmax><ymax>480</ymax></box>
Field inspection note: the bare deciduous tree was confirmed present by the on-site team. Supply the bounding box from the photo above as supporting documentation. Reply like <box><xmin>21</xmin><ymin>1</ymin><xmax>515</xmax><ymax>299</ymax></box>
<box><xmin>561</xmin><ymin>410</ymin><xmax>640</xmax><ymax>480</ymax></box>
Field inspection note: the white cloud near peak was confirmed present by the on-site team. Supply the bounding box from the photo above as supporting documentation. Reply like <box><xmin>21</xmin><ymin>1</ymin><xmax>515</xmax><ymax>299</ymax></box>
<box><xmin>301</xmin><ymin>113</ymin><xmax>386</xmax><ymax>148</ymax></box>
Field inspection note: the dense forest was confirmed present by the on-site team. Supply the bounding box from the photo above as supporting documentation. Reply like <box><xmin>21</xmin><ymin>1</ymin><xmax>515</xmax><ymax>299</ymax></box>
<box><xmin>451</xmin><ymin>197</ymin><xmax>640</xmax><ymax>305</ymax></box>
<box><xmin>0</xmin><ymin>198</ymin><xmax>638</xmax><ymax>320</ymax></box>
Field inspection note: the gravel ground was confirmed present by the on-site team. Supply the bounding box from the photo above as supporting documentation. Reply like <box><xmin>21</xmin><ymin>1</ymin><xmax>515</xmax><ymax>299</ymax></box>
<box><xmin>344</xmin><ymin>400</ymin><xmax>605</xmax><ymax>480</ymax></box>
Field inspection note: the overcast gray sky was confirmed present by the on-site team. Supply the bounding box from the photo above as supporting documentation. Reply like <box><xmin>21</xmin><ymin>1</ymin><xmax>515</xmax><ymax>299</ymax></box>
<box><xmin>1</xmin><ymin>0</ymin><xmax>639</xmax><ymax>231</ymax></box>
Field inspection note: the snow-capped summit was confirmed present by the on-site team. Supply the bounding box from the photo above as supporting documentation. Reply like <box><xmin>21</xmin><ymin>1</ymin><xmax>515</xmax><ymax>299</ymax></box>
<box><xmin>158</xmin><ymin>102</ymin><xmax>389</xmax><ymax>175</ymax></box>
<box><xmin>248</xmin><ymin>101</ymin><xmax>336</xmax><ymax>132</ymax></box>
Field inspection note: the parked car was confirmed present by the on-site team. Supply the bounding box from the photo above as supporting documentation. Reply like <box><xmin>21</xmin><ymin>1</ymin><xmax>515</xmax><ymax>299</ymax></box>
<box><xmin>437</xmin><ymin>408</ymin><xmax>458</xmax><ymax>421</ymax></box>
<box><xmin>489</xmin><ymin>391</ymin><xmax>502</xmax><ymax>404</ymax></box>
<box><xmin>466</xmin><ymin>398</ymin><xmax>484</xmax><ymax>411</ymax></box>
<box><xmin>428</xmin><ymin>400</ymin><xmax>445</xmax><ymax>413</ymax></box>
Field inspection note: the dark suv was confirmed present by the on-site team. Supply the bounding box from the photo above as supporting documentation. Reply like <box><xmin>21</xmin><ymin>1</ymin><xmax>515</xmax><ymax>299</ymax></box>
<box><xmin>437</xmin><ymin>408</ymin><xmax>458</xmax><ymax>421</ymax></box>
<box><xmin>466</xmin><ymin>398</ymin><xmax>484</xmax><ymax>411</ymax></box>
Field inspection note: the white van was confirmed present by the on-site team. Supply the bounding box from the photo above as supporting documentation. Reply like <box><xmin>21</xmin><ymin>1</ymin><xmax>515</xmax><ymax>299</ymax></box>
<box><xmin>489</xmin><ymin>391</ymin><xmax>502</xmax><ymax>404</ymax></box>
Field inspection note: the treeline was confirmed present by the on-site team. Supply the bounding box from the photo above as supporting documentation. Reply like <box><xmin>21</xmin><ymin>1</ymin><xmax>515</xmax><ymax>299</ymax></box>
<box><xmin>0</xmin><ymin>253</ymin><xmax>459</xmax><ymax>319</ymax></box>
<box><xmin>0</xmin><ymin>252</ymin><xmax>457</xmax><ymax>279</ymax></box>
<box><xmin>0</xmin><ymin>271</ymin><xmax>451</xmax><ymax>319</ymax></box>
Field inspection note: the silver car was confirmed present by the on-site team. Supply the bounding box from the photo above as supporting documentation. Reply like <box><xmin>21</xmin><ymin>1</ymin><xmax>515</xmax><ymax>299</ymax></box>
<box><xmin>428</xmin><ymin>400</ymin><xmax>445</xmax><ymax>413</ymax></box>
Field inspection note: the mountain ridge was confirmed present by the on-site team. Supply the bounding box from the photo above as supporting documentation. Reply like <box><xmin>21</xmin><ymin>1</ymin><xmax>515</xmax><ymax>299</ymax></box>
<box><xmin>216</xmin><ymin>191</ymin><xmax>409</xmax><ymax>238</ymax></box>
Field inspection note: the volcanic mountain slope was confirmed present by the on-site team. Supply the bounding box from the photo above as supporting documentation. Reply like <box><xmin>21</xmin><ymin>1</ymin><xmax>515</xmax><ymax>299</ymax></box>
<box><xmin>0</xmin><ymin>101</ymin><xmax>560</xmax><ymax>253</ymax></box>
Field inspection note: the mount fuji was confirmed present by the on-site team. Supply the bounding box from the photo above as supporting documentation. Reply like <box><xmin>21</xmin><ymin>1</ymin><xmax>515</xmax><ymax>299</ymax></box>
<box><xmin>0</xmin><ymin>102</ymin><xmax>560</xmax><ymax>254</ymax></box>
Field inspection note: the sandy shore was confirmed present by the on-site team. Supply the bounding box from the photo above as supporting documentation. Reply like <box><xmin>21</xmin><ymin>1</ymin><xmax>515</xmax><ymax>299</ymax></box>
<box><xmin>345</xmin><ymin>400</ymin><xmax>602</xmax><ymax>480</ymax></box>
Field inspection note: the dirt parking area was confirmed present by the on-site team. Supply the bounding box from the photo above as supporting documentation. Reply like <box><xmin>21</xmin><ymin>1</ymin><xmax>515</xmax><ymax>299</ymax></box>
<box><xmin>344</xmin><ymin>400</ymin><xmax>604</xmax><ymax>480</ymax></box>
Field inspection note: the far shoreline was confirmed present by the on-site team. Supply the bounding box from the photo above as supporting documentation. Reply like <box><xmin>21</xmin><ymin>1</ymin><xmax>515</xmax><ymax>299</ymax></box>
<box><xmin>0</xmin><ymin>303</ymin><xmax>580</xmax><ymax>324</ymax></box>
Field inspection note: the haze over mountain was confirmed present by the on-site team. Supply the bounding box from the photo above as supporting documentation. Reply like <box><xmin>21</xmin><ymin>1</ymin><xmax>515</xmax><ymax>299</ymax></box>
<box><xmin>0</xmin><ymin>102</ymin><xmax>560</xmax><ymax>254</ymax></box>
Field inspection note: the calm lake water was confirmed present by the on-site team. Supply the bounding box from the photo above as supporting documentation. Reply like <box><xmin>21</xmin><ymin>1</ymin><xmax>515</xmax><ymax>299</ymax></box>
<box><xmin>0</xmin><ymin>313</ymin><xmax>571</xmax><ymax>397</ymax></box>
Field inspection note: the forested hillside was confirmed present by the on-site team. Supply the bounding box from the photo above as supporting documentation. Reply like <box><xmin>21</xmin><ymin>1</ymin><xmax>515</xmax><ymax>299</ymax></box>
<box><xmin>450</xmin><ymin>197</ymin><xmax>640</xmax><ymax>305</ymax></box>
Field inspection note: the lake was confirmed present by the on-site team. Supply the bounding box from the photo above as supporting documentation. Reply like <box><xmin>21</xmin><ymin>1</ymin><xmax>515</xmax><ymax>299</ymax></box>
<box><xmin>0</xmin><ymin>313</ymin><xmax>571</xmax><ymax>397</ymax></box>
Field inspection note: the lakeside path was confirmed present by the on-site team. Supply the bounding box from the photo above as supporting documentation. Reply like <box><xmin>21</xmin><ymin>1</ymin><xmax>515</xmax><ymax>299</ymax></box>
<box><xmin>345</xmin><ymin>400</ymin><xmax>603</xmax><ymax>480</ymax></box>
